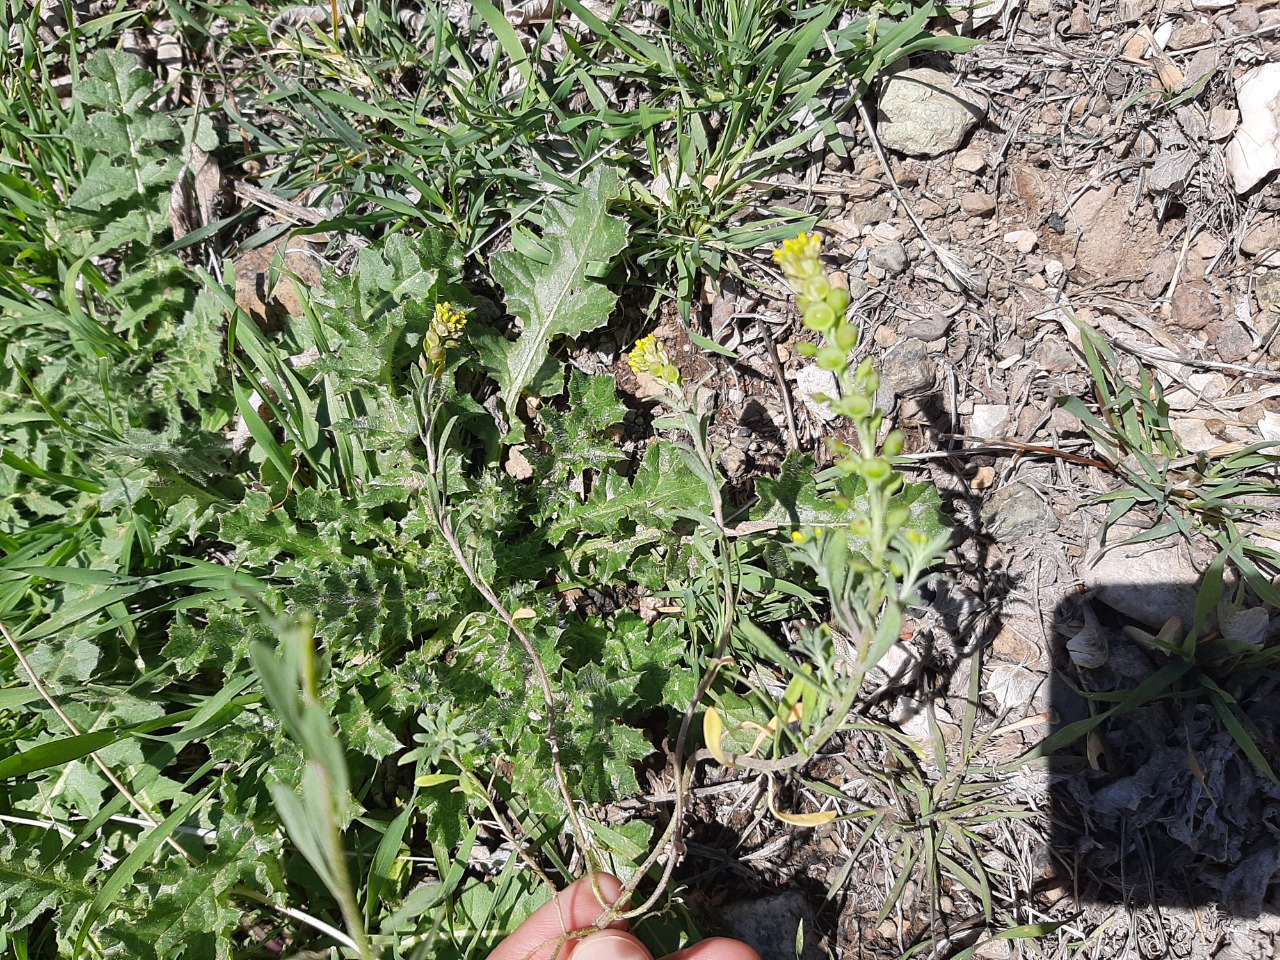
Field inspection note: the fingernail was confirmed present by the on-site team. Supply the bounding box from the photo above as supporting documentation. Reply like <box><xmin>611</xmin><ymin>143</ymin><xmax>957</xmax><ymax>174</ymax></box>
<box><xmin>572</xmin><ymin>933</ymin><xmax>649</xmax><ymax>960</ymax></box>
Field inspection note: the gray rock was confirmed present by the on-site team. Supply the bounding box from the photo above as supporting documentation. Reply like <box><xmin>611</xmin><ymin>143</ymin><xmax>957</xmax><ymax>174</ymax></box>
<box><xmin>902</xmin><ymin>311</ymin><xmax>953</xmax><ymax>341</ymax></box>
<box><xmin>1213</xmin><ymin>319</ymin><xmax>1253</xmax><ymax>363</ymax></box>
<box><xmin>1081</xmin><ymin>535</ymin><xmax>1202</xmax><ymax>629</ymax></box>
<box><xmin>718</xmin><ymin>445</ymin><xmax>748</xmax><ymax>479</ymax></box>
<box><xmin>878</xmin><ymin>337</ymin><xmax>936</xmax><ymax>401</ymax></box>
<box><xmin>868</xmin><ymin>240</ymin><xmax>908</xmax><ymax>276</ymax></box>
<box><xmin>876</xmin><ymin>67</ymin><xmax>988</xmax><ymax>158</ymax></box>
<box><xmin>720</xmin><ymin>893</ymin><xmax>822</xmax><ymax>960</ymax></box>
<box><xmin>851</xmin><ymin>198</ymin><xmax>892</xmax><ymax>227</ymax></box>
<box><xmin>980</xmin><ymin>482</ymin><xmax>1060</xmax><ymax>542</ymax></box>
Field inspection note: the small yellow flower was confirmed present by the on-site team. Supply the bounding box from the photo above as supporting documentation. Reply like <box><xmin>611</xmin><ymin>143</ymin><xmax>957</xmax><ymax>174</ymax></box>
<box><xmin>627</xmin><ymin>334</ymin><xmax>682</xmax><ymax>387</ymax></box>
<box><xmin>423</xmin><ymin>301</ymin><xmax>468</xmax><ymax>377</ymax></box>
<box><xmin>772</xmin><ymin>232</ymin><xmax>822</xmax><ymax>283</ymax></box>
<box><xmin>432</xmin><ymin>301</ymin><xmax>467</xmax><ymax>339</ymax></box>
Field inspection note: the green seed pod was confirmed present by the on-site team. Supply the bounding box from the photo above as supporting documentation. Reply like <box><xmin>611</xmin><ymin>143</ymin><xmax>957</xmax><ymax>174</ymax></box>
<box><xmin>885</xmin><ymin>505</ymin><xmax>911</xmax><ymax>531</ymax></box>
<box><xmin>848</xmin><ymin>516</ymin><xmax>870</xmax><ymax>537</ymax></box>
<box><xmin>882</xmin><ymin>429</ymin><xmax>905</xmax><ymax>457</ymax></box>
<box><xmin>833</xmin><ymin>321</ymin><xmax>858</xmax><ymax>352</ymax></box>
<box><xmin>804</xmin><ymin>302</ymin><xmax>837</xmax><ymax>332</ymax></box>
<box><xmin>796</xmin><ymin>341</ymin><xmax>819</xmax><ymax>358</ymax></box>
<box><xmin>862</xmin><ymin>457</ymin><xmax>892</xmax><ymax>482</ymax></box>
<box><xmin>825</xmin><ymin>286</ymin><xmax>850</xmax><ymax>315</ymax></box>
<box><xmin>845</xmin><ymin>394</ymin><xmax>871</xmax><ymax>419</ymax></box>
<box><xmin>816</xmin><ymin>344</ymin><xmax>847</xmax><ymax>372</ymax></box>
<box><xmin>662</xmin><ymin>364</ymin><xmax>681</xmax><ymax>384</ymax></box>
<box><xmin>801</xmin><ymin>273</ymin><xmax>832</xmax><ymax>302</ymax></box>
<box><xmin>862</xmin><ymin>370</ymin><xmax>880</xmax><ymax>395</ymax></box>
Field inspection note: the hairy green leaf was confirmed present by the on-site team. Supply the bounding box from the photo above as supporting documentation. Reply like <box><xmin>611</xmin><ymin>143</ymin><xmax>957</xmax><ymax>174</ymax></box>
<box><xmin>475</xmin><ymin>169</ymin><xmax>628</xmax><ymax>421</ymax></box>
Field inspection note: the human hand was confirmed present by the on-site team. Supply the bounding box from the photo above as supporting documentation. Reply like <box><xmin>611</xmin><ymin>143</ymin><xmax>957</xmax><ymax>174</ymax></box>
<box><xmin>486</xmin><ymin>874</ymin><xmax>760</xmax><ymax>960</ymax></box>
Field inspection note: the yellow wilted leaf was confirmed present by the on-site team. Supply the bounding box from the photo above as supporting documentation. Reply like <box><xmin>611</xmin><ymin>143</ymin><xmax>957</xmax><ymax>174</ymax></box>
<box><xmin>767</xmin><ymin>775</ymin><xmax>836</xmax><ymax>827</ymax></box>
<box><xmin>415</xmin><ymin>773</ymin><xmax>457</xmax><ymax>788</ymax></box>
<box><xmin>704</xmin><ymin>707</ymin><xmax>734</xmax><ymax>767</ymax></box>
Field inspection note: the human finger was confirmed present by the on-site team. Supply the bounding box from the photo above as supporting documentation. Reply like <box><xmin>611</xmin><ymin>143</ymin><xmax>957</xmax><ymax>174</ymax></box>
<box><xmin>661</xmin><ymin>938</ymin><xmax>761</xmax><ymax>960</ymax></box>
<box><xmin>487</xmin><ymin>874</ymin><xmax>629</xmax><ymax>960</ymax></box>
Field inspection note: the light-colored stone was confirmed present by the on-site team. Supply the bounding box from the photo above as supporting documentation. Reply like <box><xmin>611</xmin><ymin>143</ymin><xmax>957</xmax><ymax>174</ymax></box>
<box><xmin>960</xmin><ymin>191</ymin><xmax>997</xmax><ymax>216</ymax></box>
<box><xmin>876</xmin><ymin>67</ymin><xmax>989</xmax><ymax>158</ymax></box>
<box><xmin>718</xmin><ymin>445</ymin><xmax>748</xmax><ymax>479</ymax></box>
<box><xmin>987</xmin><ymin>663</ymin><xmax>1045</xmax><ymax>713</ymax></box>
<box><xmin>971</xmin><ymin>403</ymin><xmax>1010</xmax><ymax>438</ymax></box>
<box><xmin>1226</xmin><ymin>63</ymin><xmax>1280</xmax><ymax>194</ymax></box>
<box><xmin>953</xmin><ymin>147</ymin><xmax>987</xmax><ymax>172</ymax></box>
<box><xmin>1082</xmin><ymin>536</ymin><xmax>1202</xmax><ymax>629</ymax></box>
<box><xmin>794</xmin><ymin>365</ymin><xmax>840</xmax><ymax>422</ymax></box>
<box><xmin>1170</xmin><ymin>417</ymin><xmax>1221</xmax><ymax>451</ymax></box>
<box><xmin>1004</xmin><ymin>229</ymin><xmax>1038</xmax><ymax>254</ymax></box>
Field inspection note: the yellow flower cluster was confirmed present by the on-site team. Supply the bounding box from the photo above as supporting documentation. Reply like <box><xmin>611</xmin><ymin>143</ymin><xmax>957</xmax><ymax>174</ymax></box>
<box><xmin>774</xmin><ymin>232</ymin><xmax>855</xmax><ymax>371</ymax></box>
<box><xmin>626</xmin><ymin>334</ymin><xmax>682</xmax><ymax>387</ymax></box>
<box><xmin>423</xmin><ymin>301</ymin><xmax>468</xmax><ymax>376</ymax></box>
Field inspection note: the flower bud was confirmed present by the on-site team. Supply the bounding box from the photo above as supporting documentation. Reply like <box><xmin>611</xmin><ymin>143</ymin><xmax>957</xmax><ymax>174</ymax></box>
<box><xmin>825</xmin><ymin>286</ymin><xmax>850</xmax><ymax>315</ymax></box>
<box><xmin>886</xmin><ymin>505</ymin><xmax>911</xmax><ymax>531</ymax></box>
<box><xmin>804</xmin><ymin>302</ymin><xmax>837</xmax><ymax>332</ymax></box>
<box><xmin>816</xmin><ymin>345</ymin><xmax>847</xmax><ymax>372</ymax></box>
<box><xmin>862</xmin><ymin>457</ymin><xmax>892</xmax><ymax>482</ymax></box>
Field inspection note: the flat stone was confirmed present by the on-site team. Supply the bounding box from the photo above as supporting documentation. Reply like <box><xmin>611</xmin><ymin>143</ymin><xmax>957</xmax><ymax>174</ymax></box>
<box><xmin>1244</xmin><ymin>217</ymin><xmax>1280</xmax><ymax>256</ymax></box>
<box><xmin>1003</xmin><ymin>229</ymin><xmax>1038</xmax><ymax>254</ymax></box>
<box><xmin>902</xmin><ymin>311</ymin><xmax>953</xmax><ymax>340</ymax></box>
<box><xmin>953</xmin><ymin>147</ymin><xmax>987</xmax><ymax>173</ymax></box>
<box><xmin>971</xmin><ymin>403</ymin><xmax>1011</xmax><ymax>438</ymax></box>
<box><xmin>851</xmin><ymin>198</ymin><xmax>893</xmax><ymax>228</ymax></box>
<box><xmin>1033</xmin><ymin>337</ymin><xmax>1077</xmax><ymax>372</ymax></box>
<box><xmin>875</xmin><ymin>66</ymin><xmax>988</xmax><ymax>159</ymax></box>
<box><xmin>1082</xmin><ymin>536</ymin><xmax>1201</xmax><ymax>629</ymax></box>
<box><xmin>961</xmin><ymin>192</ymin><xmax>997</xmax><ymax>216</ymax></box>
<box><xmin>1257</xmin><ymin>269</ymin><xmax>1280</xmax><ymax>312</ymax></box>
<box><xmin>1226</xmin><ymin>63</ymin><xmax>1280</xmax><ymax>194</ymax></box>
<box><xmin>718</xmin><ymin>445</ymin><xmax>748</xmax><ymax>479</ymax></box>
<box><xmin>980</xmin><ymin>482</ymin><xmax>1060</xmax><ymax>543</ymax></box>
<box><xmin>987</xmin><ymin>663</ymin><xmax>1046</xmax><ymax>713</ymax></box>
<box><xmin>1167</xmin><ymin>20</ymin><xmax>1215</xmax><ymax>49</ymax></box>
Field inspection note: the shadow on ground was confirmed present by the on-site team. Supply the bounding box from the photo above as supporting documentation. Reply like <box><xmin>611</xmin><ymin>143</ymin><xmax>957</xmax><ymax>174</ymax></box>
<box><xmin>1050</xmin><ymin>589</ymin><xmax>1280</xmax><ymax>917</ymax></box>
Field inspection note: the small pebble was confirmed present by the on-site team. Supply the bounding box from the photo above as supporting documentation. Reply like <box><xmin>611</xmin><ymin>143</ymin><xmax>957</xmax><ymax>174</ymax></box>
<box><xmin>1004</xmin><ymin>229</ymin><xmax>1038</xmax><ymax>254</ymax></box>
<box><xmin>953</xmin><ymin>148</ymin><xmax>986</xmax><ymax>173</ymax></box>
<box><xmin>961</xmin><ymin>192</ymin><xmax>997</xmax><ymax>216</ymax></box>
<box><xmin>868</xmin><ymin>240</ymin><xmax>908</xmax><ymax>276</ymax></box>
